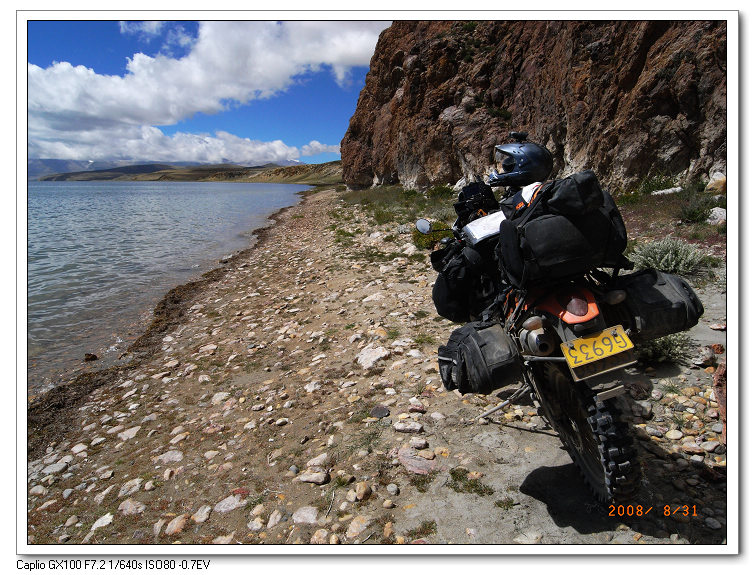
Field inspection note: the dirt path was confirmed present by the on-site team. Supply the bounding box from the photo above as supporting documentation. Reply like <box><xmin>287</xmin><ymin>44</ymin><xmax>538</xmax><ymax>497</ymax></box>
<box><xmin>26</xmin><ymin>188</ymin><xmax>727</xmax><ymax>546</ymax></box>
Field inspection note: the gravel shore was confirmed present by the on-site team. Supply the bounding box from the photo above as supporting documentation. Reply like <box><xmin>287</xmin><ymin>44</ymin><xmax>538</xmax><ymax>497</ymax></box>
<box><xmin>26</xmin><ymin>187</ymin><xmax>728</xmax><ymax>546</ymax></box>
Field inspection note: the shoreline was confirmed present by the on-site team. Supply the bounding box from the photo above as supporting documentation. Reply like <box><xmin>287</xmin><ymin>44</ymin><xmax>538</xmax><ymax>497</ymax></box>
<box><xmin>26</xmin><ymin>186</ymin><xmax>315</xmax><ymax>458</ymax></box>
<box><xmin>27</xmin><ymin>181</ymin><xmax>318</xmax><ymax>394</ymax></box>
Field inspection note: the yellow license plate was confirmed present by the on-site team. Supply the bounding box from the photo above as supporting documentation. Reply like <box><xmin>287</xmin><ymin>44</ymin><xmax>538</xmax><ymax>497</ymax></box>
<box><xmin>561</xmin><ymin>325</ymin><xmax>634</xmax><ymax>369</ymax></box>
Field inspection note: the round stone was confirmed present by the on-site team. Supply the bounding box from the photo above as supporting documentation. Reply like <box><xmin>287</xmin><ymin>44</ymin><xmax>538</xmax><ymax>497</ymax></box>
<box><xmin>346</xmin><ymin>515</ymin><xmax>372</xmax><ymax>539</ymax></box>
<box><xmin>370</xmin><ymin>405</ymin><xmax>390</xmax><ymax>419</ymax></box>
<box><xmin>702</xmin><ymin>441</ymin><xmax>720</xmax><ymax>452</ymax></box>
<box><xmin>705</xmin><ymin>517</ymin><xmax>722</xmax><ymax>530</ymax></box>
<box><xmin>293</xmin><ymin>506</ymin><xmax>319</xmax><ymax>524</ymax></box>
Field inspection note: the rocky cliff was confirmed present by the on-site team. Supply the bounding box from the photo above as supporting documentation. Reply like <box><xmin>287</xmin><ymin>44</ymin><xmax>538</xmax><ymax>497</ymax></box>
<box><xmin>341</xmin><ymin>20</ymin><xmax>727</xmax><ymax>191</ymax></box>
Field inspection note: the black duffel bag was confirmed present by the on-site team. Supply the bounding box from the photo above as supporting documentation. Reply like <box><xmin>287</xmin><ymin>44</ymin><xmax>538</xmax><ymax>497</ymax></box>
<box><xmin>612</xmin><ymin>268</ymin><xmax>704</xmax><ymax>342</ymax></box>
<box><xmin>438</xmin><ymin>321</ymin><xmax>520</xmax><ymax>395</ymax></box>
<box><xmin>431</xmin><ymin>242</ymin><xmax>496</xmax><ymax>323</ymax></box>
<box><xmin>499</xmin><ymin>170</ymin><xmax>630</xmax><ymax>288</ymax></box>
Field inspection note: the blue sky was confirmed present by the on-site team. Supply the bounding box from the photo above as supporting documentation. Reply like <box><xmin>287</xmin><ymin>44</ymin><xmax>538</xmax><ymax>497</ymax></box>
<box><xmin>26</xmin><ymin>20</ymin><xmax>390</xmax><ymax>165</ymax></box>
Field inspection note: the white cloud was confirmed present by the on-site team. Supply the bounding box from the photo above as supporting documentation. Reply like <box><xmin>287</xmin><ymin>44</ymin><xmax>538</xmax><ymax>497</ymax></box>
<box><xmin>164</xmin><ymin>25</ymin><xmax>194</xmax><ymax>50</ymax></box>
<box><xmin>28</xmin><ymin>123</ymin><xmax>302</xmax><ymax>165</ymax></box>
<box><xmin>118</xmin><ymin>21</ymin><xmax>166</xmax><ymax>38</ymax></box>
<box><xmin>28</xmin><ymin>21</ymin><xmax>389</xmax><ymax>163</ymax></box>
<box><xmin>301</xmin><ymin>140</ymin><xmax>341</xmax><ymax>157</ymax></box>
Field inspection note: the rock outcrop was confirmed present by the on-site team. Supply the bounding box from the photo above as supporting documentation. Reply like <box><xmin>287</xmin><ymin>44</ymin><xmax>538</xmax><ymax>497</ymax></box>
<box><xmin>341</xmin><ymin>20</ymin><xmax>727</xmax><ymax>191</ymax></box>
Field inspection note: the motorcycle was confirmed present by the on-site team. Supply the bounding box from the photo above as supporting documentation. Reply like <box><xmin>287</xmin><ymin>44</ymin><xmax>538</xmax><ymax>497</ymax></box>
<box><xmin>416</xmin><ymin>133</ymin><xmax>704</xmax><ymax>504</ymax></box>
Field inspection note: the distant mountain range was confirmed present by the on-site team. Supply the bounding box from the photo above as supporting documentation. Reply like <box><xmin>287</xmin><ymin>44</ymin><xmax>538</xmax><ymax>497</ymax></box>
<box><xmin>27</xmin><ymin>158</ymin><xmax>303</xmax><ymax>181</ymax></box>
<box><xmin>31</xmin><ymin>159</ymin><xmax>342</xmax><ymax>186</ymax></box>
<box><xmin>28</xmin><ymin>159</ymin><xmax>129</xmax><ymax>181</ymax></box>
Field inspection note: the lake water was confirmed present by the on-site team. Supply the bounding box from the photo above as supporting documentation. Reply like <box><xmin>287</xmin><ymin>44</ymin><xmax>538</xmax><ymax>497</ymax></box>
<box><xmin>26</xmin><ymin>180</ymin><xmax>308</xmax><ymax>392</ymax></box>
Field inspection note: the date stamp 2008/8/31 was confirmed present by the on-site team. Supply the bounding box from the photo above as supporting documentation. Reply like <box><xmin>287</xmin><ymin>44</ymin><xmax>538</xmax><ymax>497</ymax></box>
<box><xmin>608</xmin><ymin>504</ymin><xmax>699</xmax><ymax>517</ymax></box>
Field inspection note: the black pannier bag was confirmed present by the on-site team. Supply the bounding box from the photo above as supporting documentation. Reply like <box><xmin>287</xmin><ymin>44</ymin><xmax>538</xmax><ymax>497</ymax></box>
<box><xmin>611</xmin><ymin>268</ymin><xmax>704</xmax><ymax>342</ymax></box>
<box><xmin>498</xmin><ymin>170</ymin><xmax>629</xmax><ymax>288</ymax></box>
<box><xmin>546</xmin><ymin>169</ymin><xmax>605</xmax><ymax>214</ymax></box>
<box><xmin>499</xmin><ymin>170</ymin><xmax>603</xmax><ymax>221</ymax></box>
<box><xmin>438</xmin><ymin>321</ymin><xmax>520</xmax><ymax>395</ymax></box>
<box><xmin>430</xmin><ymin>180</ymin><xmax>503</xmax><ymax>323</ymax></box>
<box><xmin>431</xmin><ymin>242</ymin><xmax>496</xmax><ymax>323</ymax></box>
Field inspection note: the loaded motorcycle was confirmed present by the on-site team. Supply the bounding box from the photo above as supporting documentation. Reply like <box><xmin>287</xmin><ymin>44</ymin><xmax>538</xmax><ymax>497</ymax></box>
<box><xmin>416</xmin><ymin>132</ymin><xmax>704</xmax><ymax>503</ymax></box>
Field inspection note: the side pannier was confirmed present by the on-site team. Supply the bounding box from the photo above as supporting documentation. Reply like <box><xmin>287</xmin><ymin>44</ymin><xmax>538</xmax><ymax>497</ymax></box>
<box><xmin>438</xmin><ymin>321</ymin><xmax>520</xmax><ymax>395</ymax></box>
<box><xmin>430</xmin><ymin>241</ymin><xmax>497</xmax><ymax>323</ymax></box>
<box><xmin>498</xmin><ymin>170</ymin><xmax>630</xmax><ymax>288</ymax></box>
<box><xmin>611</xmin><ymin>268</ymin><xmax>704</xmax><ymax>342</ymax></box>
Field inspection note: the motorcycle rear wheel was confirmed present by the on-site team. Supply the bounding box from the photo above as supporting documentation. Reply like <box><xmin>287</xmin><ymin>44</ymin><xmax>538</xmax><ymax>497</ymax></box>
<box><xmin>529</xmin><ymin>363</ymin><xmax>637</xmax><ymax>504</ymax></box>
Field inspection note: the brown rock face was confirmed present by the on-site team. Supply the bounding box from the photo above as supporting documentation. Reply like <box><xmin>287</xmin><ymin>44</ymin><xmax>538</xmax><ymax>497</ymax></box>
<box><xmin>341</xmin><ymin>20</ymin><xmax>727</xmax><ymax>191</ymax></box>
<box><xmin>713</xmin><ymin>361</ymin><xmax>726</xmax><ymax>444</ymax></box>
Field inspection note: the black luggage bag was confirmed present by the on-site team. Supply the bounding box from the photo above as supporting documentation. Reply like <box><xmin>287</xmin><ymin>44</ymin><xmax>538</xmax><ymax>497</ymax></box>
<box><xmin>612</xmin><ymin>268</ymin><xmax>704</xmax><ymax>342</ymax></box>
<box><xmin>431</xmin><ymin>240</ymin><xmax>497</xmax><ymax>324</ymax></box>
<box><xmin>438</xmin><ymin>321</ymin><xmax>520</xmax><ymax>395</ymax></box>
<box><xmin>498</xmin><ymin>171</ymin><xmax>630</xmax><ymax>288</ymax></box>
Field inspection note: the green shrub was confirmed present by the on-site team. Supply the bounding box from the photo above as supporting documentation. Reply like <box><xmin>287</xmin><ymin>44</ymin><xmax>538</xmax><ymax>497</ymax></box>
<box><xmin>495</xmin><ymin>497</ymin><xmax>516</xmax><ymax>510</ymax></box>
<box><xmin>636</xmin><ymin>333</ymin><xmax>692</xmax><ymax>364</ymax></box>
<box><xmin>616</xmin><ymin>191</ymin><xmax>644</xmax><ymax>206</ymax></box>
<box><xmin>679</xmin><ymin>197</ymin><xmax>715</xmax><ymax>223</ymax></box>
<box><xmin>351</xmin><ymin>246</ymin><xmax>405</xmax><ymax>263</ymax></box>
<box><xmin>636</xmin><ymin>172</ymin><xmax>677</xmax><ymax>196</ymax></box>
<box><xmin>405</xmin><ymin>520</ymin><xmax>437</xmax><ymax>540</ymax></box>
<box><xmin>447</xmin><ymin>468</ymin><xmax>494</xmax><ymax>496</ymax></box>
<box><xmin>412</xmin><ymin>220</ymin><xmax>453</xmax><ymax>249</ymax></box>
<box><xmin>629</xmin><ymin>236</ymin><xmax>707</xmax><ymax>277</ymax></box>
<box><xmin>660</xmin><ymin>381</ymin><xmax>682</xmax><ymax>395</ymax></box>
<box><xmin>347</xmin><ymin>404</ymin><xmax>371</xmax><ymax>424</ymax></box>
<box><xmin>617</xmin><ymin>171</ymin><xmax>678</xmax><ymax>205</ymax></box>
<box><xmin>408</xmin><ymin>472</ymin><xmax>437</xmax><ymax>493</ymax></box>
<box><xmin>677</xmin><ymin>183</ymin><xmax>717</xmax><ymax>223</ymax></box>
<box><xmin>333</xmin><ymin>228</ymin><xmax>356</xmax><ymax>246</ymax></box>
<box><xmin>339</xmin><ymin>185</ymin><xmax>453</xmax><ymax>226</ymax></box>
<box><xmin>460</xmin><ymin>47</ymin><xmax>474</xmax><ymax>63</ymax></box>
<box><xmin>373</xmin><ymin>207</ymin><xmax>397</xmax><ymax>225</ymax></box>
<box><xmin>427</xmin><ymin>185</ymin><xmax>454</xmax><ymax>199</ymax></box>
<box><xmin>428</xmin><ymin>206</ymin><xmax>458</xmax><ymax>223</ymax></box>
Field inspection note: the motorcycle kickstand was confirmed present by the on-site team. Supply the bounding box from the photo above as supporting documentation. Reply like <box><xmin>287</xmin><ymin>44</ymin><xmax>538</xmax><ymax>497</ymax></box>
<box><xmin>478</xmin><ymin>385</ymin><xmax>530</xmax><ymax>420</ymax></box>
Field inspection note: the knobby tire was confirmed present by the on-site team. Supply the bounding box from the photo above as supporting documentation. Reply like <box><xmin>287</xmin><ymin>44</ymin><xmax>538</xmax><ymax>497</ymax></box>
<box><xmin>529</xmin><ymin>363</ymin><xmax>638</xmax><ymax>504</ymax></box>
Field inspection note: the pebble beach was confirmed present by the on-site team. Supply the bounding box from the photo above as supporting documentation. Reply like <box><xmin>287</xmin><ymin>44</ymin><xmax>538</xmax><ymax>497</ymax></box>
<box><xmin>26</xmin><ymin>187</ymin><xmax>728</xmax><ymax>546</ymax></box>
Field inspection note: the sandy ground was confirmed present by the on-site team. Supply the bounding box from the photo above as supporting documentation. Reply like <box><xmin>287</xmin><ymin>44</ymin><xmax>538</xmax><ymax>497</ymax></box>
<box><xmin>26</xmin><ymin>187</ymin><xmax>728</xmax><ymax>547</ymax></box>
